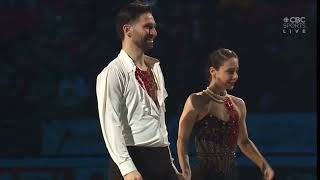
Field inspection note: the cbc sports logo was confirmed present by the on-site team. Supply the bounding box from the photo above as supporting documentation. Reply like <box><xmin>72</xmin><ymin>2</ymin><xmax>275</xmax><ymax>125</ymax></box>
<box><xmin>282</xmin><ymin>16</ymin><xmax>307</xmax><ymax>34</ymax></box>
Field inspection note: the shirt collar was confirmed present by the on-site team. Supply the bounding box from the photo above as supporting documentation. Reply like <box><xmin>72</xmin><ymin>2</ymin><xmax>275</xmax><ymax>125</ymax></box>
<box><xmin>119</xmin><ymin>49</ymin><xmax>160</xmax><ymax>72</ymax></box>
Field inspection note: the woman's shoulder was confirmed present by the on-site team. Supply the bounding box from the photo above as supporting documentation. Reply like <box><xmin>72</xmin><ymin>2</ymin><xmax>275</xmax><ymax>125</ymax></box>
<box><xmin>228</xmin><ymin>95</ymin><xmax>247</xmax><ymax>119</ymax></box>
<box><xmin>228</xmin><ymin>94</ymin><xmax>246</xmax><ymax>108</ymax></box>
<box><xmin>189</xmin><ymin>91</ymin><xmax>210</xmax><ymax>102</ymax></box>
<box><xmin>187</xmin><ymin>91</ymin><xmax>210</xmax><ymax>110</ymax></box>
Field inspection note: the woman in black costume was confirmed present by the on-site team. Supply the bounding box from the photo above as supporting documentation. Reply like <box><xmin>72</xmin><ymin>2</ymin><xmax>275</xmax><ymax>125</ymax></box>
<box><xmin>177</xmin><ymin>48</ymin><xmax>274</xmax><ymax>180</ymax></box>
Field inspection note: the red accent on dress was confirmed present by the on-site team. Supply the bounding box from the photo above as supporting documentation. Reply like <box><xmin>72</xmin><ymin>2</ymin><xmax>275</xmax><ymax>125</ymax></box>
<box><xmin>224</xmin><ymin>97</ymin><xmax>239</xmax><ymax>151</ymax></box>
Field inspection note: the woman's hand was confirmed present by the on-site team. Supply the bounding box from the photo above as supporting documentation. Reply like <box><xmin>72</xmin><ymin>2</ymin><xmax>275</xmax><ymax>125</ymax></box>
<box><xmin>182</xmin><ymin>171</ymin><xmax>191</xmax><ymax>180</ymax></box>
<box><xmin>262</xmin><ymin>164</ymin><xmax>274</xmax><ymax>180</ymax></box>
<box><xmin>176</xmin><ymin>172</ymin><xmax>185</xmax><ymax>180</ymax></box>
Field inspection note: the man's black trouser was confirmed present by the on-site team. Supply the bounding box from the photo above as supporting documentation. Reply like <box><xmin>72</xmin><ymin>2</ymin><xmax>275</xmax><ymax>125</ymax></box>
<box><xmin>108</xmin><ymin>146</ymin><xmax>178</xmax><ymax>180</ymax></box>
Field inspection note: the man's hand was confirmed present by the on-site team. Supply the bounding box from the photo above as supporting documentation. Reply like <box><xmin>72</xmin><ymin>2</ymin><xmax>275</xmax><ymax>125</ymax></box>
<box><xmin>124</xmin><ymin>170</ymin><xmax>143</xmax><ymax>180</ymax></box>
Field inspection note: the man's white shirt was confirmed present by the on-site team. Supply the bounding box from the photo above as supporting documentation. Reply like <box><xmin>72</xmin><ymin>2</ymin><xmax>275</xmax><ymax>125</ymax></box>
<box><xmin>96</xmin><ymin>49</ymin><xmax>176</xmax><ymax>176</ymax></box>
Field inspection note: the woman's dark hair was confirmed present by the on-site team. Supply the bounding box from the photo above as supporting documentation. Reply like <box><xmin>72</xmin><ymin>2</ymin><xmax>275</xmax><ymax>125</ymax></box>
<box><xmin>116</xmin><ymin>1</ymin><xmax>152</xmax><ymax>40</ymax></box>
<box><xmin>206</xmin><ymin>48</ymin><xmax>238</xmax><ymax>82</ymax></box>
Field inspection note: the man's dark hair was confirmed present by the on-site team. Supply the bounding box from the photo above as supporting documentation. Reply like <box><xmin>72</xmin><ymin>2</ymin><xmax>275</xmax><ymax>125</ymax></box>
<box><xmin>116</xmin><ymin>1</ymin><xmax>152</xmax><ymax>40</ymax></box>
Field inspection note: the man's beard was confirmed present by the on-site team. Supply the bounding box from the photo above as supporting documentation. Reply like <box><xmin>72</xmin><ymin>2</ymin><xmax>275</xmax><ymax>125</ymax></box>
<box><xmin>135</xmin><ymin>37</ymin><xmax>154</xmax><ymax>52</ymax></box>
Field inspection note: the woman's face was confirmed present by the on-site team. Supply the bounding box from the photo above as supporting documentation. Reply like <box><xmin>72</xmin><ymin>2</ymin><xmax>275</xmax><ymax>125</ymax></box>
<box><xmin>211</xmin><ymin>57</ymin><xmax>239</xmax><ymax>90</ymax></box>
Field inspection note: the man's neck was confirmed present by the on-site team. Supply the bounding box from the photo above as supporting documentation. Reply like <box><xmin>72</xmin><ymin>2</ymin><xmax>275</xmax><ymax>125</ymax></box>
<box><xmin>122</xmin><ymin>42</ymin><xmax>146</xmax><ymax>69</ymax></box>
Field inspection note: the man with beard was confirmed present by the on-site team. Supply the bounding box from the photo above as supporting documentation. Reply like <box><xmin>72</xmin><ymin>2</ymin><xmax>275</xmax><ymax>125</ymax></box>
<box><xmin>96</xmin><ymin>2</ymin><xmax>182</xmax><ymax>180</ymax></box>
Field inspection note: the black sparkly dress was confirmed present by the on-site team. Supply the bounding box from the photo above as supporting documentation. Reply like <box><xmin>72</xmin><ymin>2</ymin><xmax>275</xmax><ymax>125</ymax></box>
<box><xmin>192</xmin><ymin>97</ymin><xmax>239</xmax><ymax>180</ymax></box>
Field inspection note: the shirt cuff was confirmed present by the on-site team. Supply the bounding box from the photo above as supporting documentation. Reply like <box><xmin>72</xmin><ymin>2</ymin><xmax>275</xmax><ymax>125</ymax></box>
<box><xmin>118</xmin><ymin>160</ymin><xmax>137</xmax><ymax>177</ymax></box>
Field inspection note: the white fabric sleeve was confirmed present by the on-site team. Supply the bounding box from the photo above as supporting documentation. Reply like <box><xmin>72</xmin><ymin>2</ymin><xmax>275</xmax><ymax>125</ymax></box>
<box><xmin>96</xmin><ymin>66</ymin><xmax>136</xmax><ymax>176</ymax></box>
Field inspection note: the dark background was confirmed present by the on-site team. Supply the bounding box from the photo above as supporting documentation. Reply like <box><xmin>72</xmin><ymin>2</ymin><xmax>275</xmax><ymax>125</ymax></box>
<box><xmin>0</xmin><ymin>0</ymin><xmax>316</xmax><ymax>179</ymax></box>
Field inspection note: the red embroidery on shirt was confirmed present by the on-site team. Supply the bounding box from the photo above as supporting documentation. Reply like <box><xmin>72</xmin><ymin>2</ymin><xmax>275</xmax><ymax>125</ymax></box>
<box><xmin>135</xmin><ymin>67</ymin><xmax>159</xmax><ymax>107</ymax></box>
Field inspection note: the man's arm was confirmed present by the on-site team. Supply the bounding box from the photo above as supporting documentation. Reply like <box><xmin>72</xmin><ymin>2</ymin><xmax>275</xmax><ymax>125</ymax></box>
<box><xmin>96</xmin><ymin>66</ymin><xmax>137</xmax><ymax>176</ymax></box>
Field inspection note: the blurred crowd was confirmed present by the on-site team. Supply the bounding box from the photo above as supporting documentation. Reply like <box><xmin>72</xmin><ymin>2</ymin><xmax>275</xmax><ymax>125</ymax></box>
<box><xmin>0</xmin><ymin>0</ymin><xmax>316</xmax><ymax>155</ymax></box>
